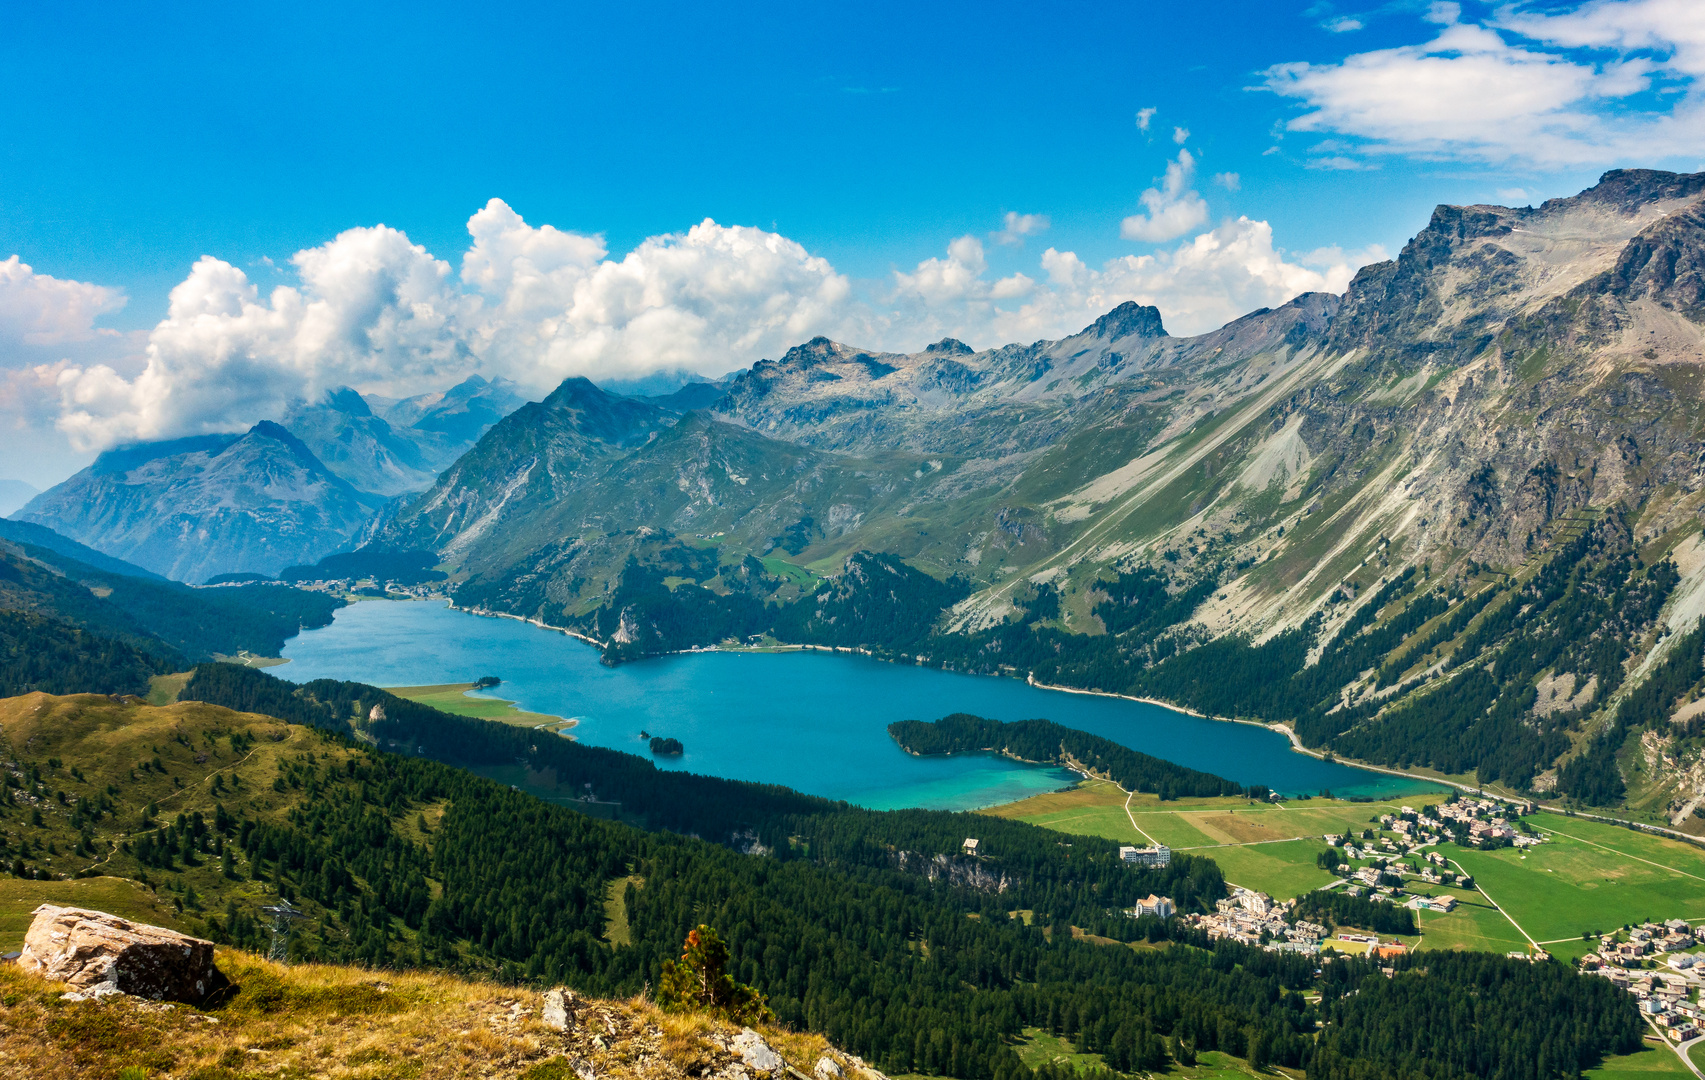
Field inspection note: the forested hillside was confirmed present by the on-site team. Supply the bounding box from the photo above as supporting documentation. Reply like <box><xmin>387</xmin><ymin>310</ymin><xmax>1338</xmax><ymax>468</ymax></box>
<box><xmin>0</xmin><ymin>682</ymin><xmax>1640</xmax><ymax>1080</ymax></box>
<box><xmin>889</xmin><ymin>714</ymin><xmax>1252</xmax><ymax>800</ymax></box>
<box><xmin>0</xmin><ymin>532</ymin><xmax>344</xmax><ymax>661</ymax></box>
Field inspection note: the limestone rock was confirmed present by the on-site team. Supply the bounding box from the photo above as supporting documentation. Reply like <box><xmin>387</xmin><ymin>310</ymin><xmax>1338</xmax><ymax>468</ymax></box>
<box><xmin>731</xmin><ymin>1028</ymin><xmax>784</xmax><ymax>1075</ymax></box>
<box><xmin>542</xmin><ymin>987</ymin><xmax>573</xmax><ymax>1031</ymax></box>
<box><xmin>814</xmin><ymin>1057</ymin><xmax>844</xmax><ymax>1080</ymax></box>
<box><xmin>19</xmin><ymin>905</ymin><xmax>223</xmax><ymax>1002</ymax></box>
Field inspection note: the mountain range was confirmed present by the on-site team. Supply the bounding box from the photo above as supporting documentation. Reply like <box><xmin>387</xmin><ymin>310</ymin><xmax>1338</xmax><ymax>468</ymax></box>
<box><xmin>17</xmin><ymin>168</ymin><xmax>1705</xmax><ymax>819</ymax></box>
<box><xmin>12</xmin><ymin>375</ymin><xmax>522</xmax><ymax>581</ymax></box>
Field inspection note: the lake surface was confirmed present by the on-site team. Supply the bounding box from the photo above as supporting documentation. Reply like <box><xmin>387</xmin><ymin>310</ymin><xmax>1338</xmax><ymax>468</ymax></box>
<box><xmin>279</xmin><ymin>600</ymin><xmax>1444</xmax><ymax>811</ymax></box>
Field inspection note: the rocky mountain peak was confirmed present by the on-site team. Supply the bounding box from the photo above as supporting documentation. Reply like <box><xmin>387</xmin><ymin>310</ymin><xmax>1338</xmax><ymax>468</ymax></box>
<box><xmin>925</xmin><ymin>338</ymin><xmax>974</xmax><ymax>355</ymax></box>
<box><xmin>1088</xmin><ymin>301</ymin><xmax>1167</xmax><ymax>340</ymax></box>
<box><xmin>777</xmin><ymin>336</ymin><xmax>850</xmax><ymax>368</ymax></box>
<box><xmin>323</xmin><ymin>386</ymin><xmax>372</xmax><ymax>417</ymax></box>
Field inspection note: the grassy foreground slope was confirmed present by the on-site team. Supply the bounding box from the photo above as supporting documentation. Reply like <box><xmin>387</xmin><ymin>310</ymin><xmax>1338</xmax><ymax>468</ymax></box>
<box><xmin>0</xmin><ymin>945</ymin><xmax>844</xmax><ymax>1080</ymax></box>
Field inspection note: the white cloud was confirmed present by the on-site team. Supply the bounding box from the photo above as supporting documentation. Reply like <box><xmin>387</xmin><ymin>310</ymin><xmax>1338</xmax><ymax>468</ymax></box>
<box><xmin>1136</xmin><ymin>107</ymin><xmax>1157</xmax><ymax>131</ymax></box>
<box><xmin>1498</xmin><ymin>0</ymin><xmax>1705</xmax><ymax>78</ymax></box>
<box><xmin>30</xmin><ymin>198</ymin><xmax>1385</xmax><ymax>454</ymax></box>
<box><xmin>1172</xmin><ymin>126</ymin><xmax>1191</xmax><ymax>144</ymax></box>
<box><xmin>0</xmin><ymin>256</ymin><xmax>126</xmax><ymax>346</ymax></box>
<box><xmin>54</xmin><ymin>226</ymin><xmax>469</xmax><ymax>451</ymax></box>
<box><xmin>889</xmin><ymin>218</ymin><xmax>1374</xmax><ymax>342</ymax></box>
<box><xmin>462</xmin><ymin>202</ymin><xmax>853</xmax><ymax>387</ymax></box>
<box><xmin>1324</xmin><ymin>16</ymin><xmax>1364</xmax><ymax>32</ymax></box>
<box><xmin>1497</xmin><ymin>186</ymin><xmax>1532</xmax><ymax>202</ymax></box>
<box><xmin>49</xmin><ymin>205</ymin><xmax>857</xmax><ymax>449</ymax></box>
<box><xmin>992</xmin><ymin>211</ymin><xmax>1051</xmax><ymax>246</ymax></box>
<box><xmin>1121</xmin><ymin>150</ymin><xmax>1212</xmax><ymax>243</ymax></box>
<box><xmin>1214</xmin><ymin>172</ymin><xmax>1242</xmax><ymax>191</ymax></box>
<box><xmin>1265</xmin><ymin>1</ymin><xmax>1705</xmax><ymax>168</ymax></box>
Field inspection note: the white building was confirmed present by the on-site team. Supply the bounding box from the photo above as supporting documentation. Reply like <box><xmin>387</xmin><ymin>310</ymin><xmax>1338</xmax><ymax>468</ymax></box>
<box><xmin>1134</xmin><ymin>894</ymin><xmax>1175</xmax><ymax>919</ymax></box>
<box><xmin>1120</xmin><ymin>844</ymin><xmax>1171</xmax><ymax>868</ymax></box>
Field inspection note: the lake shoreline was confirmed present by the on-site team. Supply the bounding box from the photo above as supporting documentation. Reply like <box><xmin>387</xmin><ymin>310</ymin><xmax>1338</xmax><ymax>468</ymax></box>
<box><xmin>283</xmin><ymin>599</ymin><xmax>1440</xmax><ymax>804</ymax></box>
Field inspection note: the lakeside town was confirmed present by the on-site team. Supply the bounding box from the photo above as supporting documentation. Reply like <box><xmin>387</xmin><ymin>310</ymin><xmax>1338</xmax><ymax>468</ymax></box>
<box><xmin>1115</xmin><ymin>791</ymin><xmax>1705</xmax><ymax>1050</ymax></box>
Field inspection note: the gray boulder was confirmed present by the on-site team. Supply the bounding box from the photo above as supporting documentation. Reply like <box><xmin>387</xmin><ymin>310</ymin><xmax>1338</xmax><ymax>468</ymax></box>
<box><xmin>19</xmin><ymin>905</ymin><xmax>223</xmax><ymax>1002</ymax></box>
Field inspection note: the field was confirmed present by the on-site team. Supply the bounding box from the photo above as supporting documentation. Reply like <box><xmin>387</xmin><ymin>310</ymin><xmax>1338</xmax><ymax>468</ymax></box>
<box><xmin>386</xmin><ymin>682</ymin><xmax>571</xmax><ymax>730</ymax></box>
<box><xmin>1588</xmin><ymin>1038</ymin><xmax>1695</xmax><ymax>1080</ymax></box>
<box><xmin>987</xmin><ymin>782</ymin><xmax>1705</xmax><ymax>959</ymax></box>
<box><xmin>0</xmin><ymin>876</ymin><xmax>188</xmax><ymax>951</ymax></box>
<box><xmin>985</xmin><ymin>781</ymin><xmax>1420</xmax><ymax>896</ymax></box>
<box><xmin>1008</xmin><ymin>1030</ymin><xmax>1288</xmax><ymax>1080</ymax></box>
<box><xmin>1450</xmin><ymin>813</ymin><xmax>1705</xmax><ymax>944</ymax></box>
<box><xmin>1408</xmin><ymin>889</ymin><xmax>1529</xmax><ymax>954</ymax></box>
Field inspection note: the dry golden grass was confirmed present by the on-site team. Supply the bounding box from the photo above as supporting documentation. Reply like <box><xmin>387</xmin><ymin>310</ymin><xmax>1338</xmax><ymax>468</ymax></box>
<box><xmin>0</xmin><ymin>948</ymin><xmax>850</xmax><ymax>1080</ymax></box>
<box><xmin>1187</xmin><ymin>814</ymin><xmax>1300</xmax><ymax>845</ymax></box>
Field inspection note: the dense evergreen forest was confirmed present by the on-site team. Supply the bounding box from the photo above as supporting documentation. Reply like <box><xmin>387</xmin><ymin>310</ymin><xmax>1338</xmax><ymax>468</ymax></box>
<box><xmin>5</xmin><ymin>666</ymin><xmax>1639</xmax><ymax>1080</ymax></box>
<box><xmin>179</xmin><ymin>665</ymin><xmax>1228</xmax><ymax>914</ymax></box>
<box><xmin>0</xmin><ymin>535</ymin><xmax>344</xmax><ymax>660</ymax></box>
<box><xmin>0</xmin><ymin>609</ymin><xmax>169</xmax><ymax>696</ymax></box>
<box><xmin>280</xmin><ymin>546</ymin><xmax>448</xmax><ymax>585</ymax></box>
<box><xmin>1292</xmin><ymin>891</ymin><xmax>1417</xmax><ymax>937</ymax></box>
<box><xmin>1312</xmin><ymin>952</ymin><xmax>1643</xmax><ymax>1080</ymax></box>
<box><xmin>889</xmin><ymin>713</ymin><xmax>1252</xmax><ymax>800</ymax></box>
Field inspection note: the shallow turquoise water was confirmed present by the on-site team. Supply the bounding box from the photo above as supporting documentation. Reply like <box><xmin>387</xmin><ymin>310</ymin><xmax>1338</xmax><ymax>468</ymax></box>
<box><xmin>278</xmin><ymin>600</ymin><xmax>1444</xmax><ymax>811</ymax></box>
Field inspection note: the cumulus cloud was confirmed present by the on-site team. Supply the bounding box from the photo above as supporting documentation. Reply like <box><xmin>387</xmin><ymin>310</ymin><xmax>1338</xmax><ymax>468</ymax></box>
<box><xmin>23</xmin><ymin>197</ymin><xmax>1384</xmax><ymax>456</ymax></box>
<box><xmin>1214</xmin><ymin>172</ymin><xmax>1242</xmax><ymax>191</ymax></box>
<box><xmin>460</xmin><ymin>200</ymin><xmax>853</xmax><ymax>387</ymax></box>
<box><xmin>1121</xmin><ymin>150</ymin><xmax>1213</xmax><ymax>243</ymax></box>
<box><xmin>1136</xmin><ymin>107</ymin><xmax>1157</xmax><ymax>131</ymax></box>
<box><xmin>992</xmin><ymin>211</ymin><xmax>1050</xmax><ymax>245</ymax></box>
<box><xmin>46</xmin><ymin>204</ymin><xmax>857</xmax><ymax>449</ymax></box>
<box><xmin>0</xmin><ymin>256</ymin><xmax>126</xmax><ymax>346</ymax></box>
<box><xmin>1323</xmin><ymin>16</ymin><xmax>1364</xmax><ymax>32</ymax></box>
<box><xmin>888</xmin><ymin>218</ymin><xmax>1369</xmax><ymax>342</ymax></box>
<box><xmin>54</xmin><ymin>226</ymin><xmax>469</xmax><ymax>451</ymax></box>
<box><xmin>1264</xmin><ymin>0</ymin><xmax>1705</xmax><ymax>168</ymax></box>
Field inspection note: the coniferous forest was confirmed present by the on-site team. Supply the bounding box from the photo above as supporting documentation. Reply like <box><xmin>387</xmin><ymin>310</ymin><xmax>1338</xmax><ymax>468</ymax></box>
<box><xmin>0</xmin><ymin>661</ymin><xmax>1636</xmax><ymax>1080</ymax></box>
<box><xmin>888</xmin><ymin>713</ymin><xmax>1253</xmax><ymax>799</ymax></box>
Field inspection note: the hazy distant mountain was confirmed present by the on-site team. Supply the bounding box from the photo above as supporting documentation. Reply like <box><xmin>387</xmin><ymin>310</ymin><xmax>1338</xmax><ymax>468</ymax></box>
<box><xmin>368</xmin><ymin>374</ymin><xmax>526</xmax><ymax>447</ymax></box>
<box><xmin>10</xmin><ymin>375</ymin><xmax>528</xmax><ymax>584</ymax></box>
<box><xmin>285</xmin><ymin>376</ymin><xmax>527</xmax><ymax>496</ymax></box>
<box><xmin>0</xmin><ymin>479</ymin><xmax>38</xmax><ymax>517</ymax></box>
<box><xmin>15</xmin><ymin>422</ymin><xmax>385</xmax><ymax>582</ymax></box>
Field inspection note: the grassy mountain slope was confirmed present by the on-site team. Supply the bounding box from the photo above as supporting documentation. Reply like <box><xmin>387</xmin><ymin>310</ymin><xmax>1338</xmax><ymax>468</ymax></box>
<box><xmin>1</xmin><ymin>945</ymin><xmax>849</xmax><ymax>1080</ymax></box>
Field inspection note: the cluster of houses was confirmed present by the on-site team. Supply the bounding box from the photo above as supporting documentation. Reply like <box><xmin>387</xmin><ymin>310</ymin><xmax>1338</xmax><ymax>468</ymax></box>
<box><xmin>1582</xmin><ymin>920</ymin><xmax>1705</xmax><ymax>1042</ymax></box>
<box><xmin>1186</xmin><ymin>887</ymin><xmax>1304</xmax><ymax>948</ymax></box>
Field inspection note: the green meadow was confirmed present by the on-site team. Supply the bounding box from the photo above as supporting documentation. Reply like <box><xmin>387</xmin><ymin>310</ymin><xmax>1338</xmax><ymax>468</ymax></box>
<box><xmin>1450</xmin><ymin>813</ymin><xmax>1705</xmax><ymax>943</ymax></box>
<box><xmin>386</xmin><ymin>682</ymin><xmax>570</xmax><ymax>729</ymax></box>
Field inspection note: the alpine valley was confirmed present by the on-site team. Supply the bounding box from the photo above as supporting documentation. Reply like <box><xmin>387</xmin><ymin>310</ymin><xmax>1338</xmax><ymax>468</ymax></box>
<box><xmin>9</xmin><ymin>169</ymin><xmax>1705</xmax><ymax>1080</ymax></box>
<box><xmin>359</xmin><ymin>168</ymin><xmax>1705</xmax><ymax>823</ymax></box>
<box><xmin>21</xmin><ymin>169</ymin><xmax>1705</xmax><ymax>823</ymax></box>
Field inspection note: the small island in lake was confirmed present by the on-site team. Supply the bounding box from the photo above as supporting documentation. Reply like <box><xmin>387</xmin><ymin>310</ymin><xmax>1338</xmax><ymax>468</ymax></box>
<box><xmin>649</xmin><ymin>735</ymin><xmax>684</xmax><ymax>756</ymax></box>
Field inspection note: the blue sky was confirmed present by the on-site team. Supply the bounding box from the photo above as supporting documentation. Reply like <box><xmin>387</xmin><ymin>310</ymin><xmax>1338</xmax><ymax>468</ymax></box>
<box><xmin>2</xmin><ymin>0</ymin><xmax>1702</xmax><ymax>484</ymax></box>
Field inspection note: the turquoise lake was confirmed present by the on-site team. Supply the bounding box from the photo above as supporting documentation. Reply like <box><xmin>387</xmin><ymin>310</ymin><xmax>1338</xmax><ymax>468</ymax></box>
<box><xmin>278</xmin><ymin>600</ymin><xmax>1444</xmax><ymax>811</ymax></box>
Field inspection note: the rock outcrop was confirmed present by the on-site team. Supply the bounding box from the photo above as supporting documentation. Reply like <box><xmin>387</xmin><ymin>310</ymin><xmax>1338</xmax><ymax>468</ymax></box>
<box><xmin>18</xmin><ymin>904</ymin><xmax>224</xmax><ymax>1002</ymax></box>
